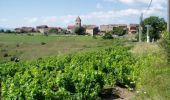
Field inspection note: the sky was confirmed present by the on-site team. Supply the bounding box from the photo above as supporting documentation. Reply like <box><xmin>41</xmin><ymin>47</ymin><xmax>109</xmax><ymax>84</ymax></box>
<box><xmin>0</xmin><ymin>0</ymin><xmax>167</xmax><ymax>28</ymax></box>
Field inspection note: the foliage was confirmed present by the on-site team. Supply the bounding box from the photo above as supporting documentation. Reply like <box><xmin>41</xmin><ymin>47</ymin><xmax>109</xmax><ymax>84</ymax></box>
<box><xmin>102</xmin><ymin>33</ymin><xmax>113</xmax><ymax>39</ymax></box>
<box><xmin>111</xmin><ymin>27</ymin><xmax>128</xmax><ymax>36</ymax></box>
<box><xmin>159</xmin><ymin>31</ymin><xmax>170</xmax><ymax>63</ymax></box>
<box><xmin>0</xmin><ymin>45</ymin><xmax>140</xmax><ymax>99</ymax></box>
<box><xmin>142</xmin><ymin>16</ymin><xmax>167</xmax><ymax>41</ymax></box>
<box><xmin>5</xmin><ymin>29</ymin><xmax>12</xmax><ymax>33</ymax></box>
<box><xmin>48</xmin><ymin>29</ymin><xmax>58</xmax><ymax>34</ymax></box>
<box><xmin>74</xmin><ymin>27</ymin><xmax>85</xmax><ymax>35</ymax></box>
<box><xmin>0</xmin><ymin>29</ymin><xmax>4</xmax><ymax>33</ymax></box>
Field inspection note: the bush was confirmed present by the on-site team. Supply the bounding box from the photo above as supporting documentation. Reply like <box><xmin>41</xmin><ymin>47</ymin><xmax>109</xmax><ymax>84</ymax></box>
<box><xmin>1</xmin><ymin>46</ymin><xmax>138</xmax><ymax>99</ymax></box>
<box><xmin>27</xmin><ymin>33</ymin><xmax>34</xmax><ymax>36</ymax></box>
<box><xmin>48</xmin><ymin>29</ymin><xmax>58</xmax><ymax>34</ymax></box>
<box><xmin>159</xmin><ymin>31</ymin><xmax>170</xmax><ymax>63</ymax></box>
<box><xmin>10</xmin><ymin>56</ymin><xmax>20</xmax><ymax>62</ymax></box>
<box><xmin>41</xmin><ymin>42</ymin><xmax>46</xmax><ymax>45</ymax></box>
<box><xmin>102</xmin><ymin>33</ymin><xmax>113</xmax><ymax>39</ymax></box>
<box><xmin>74</xmin><ymin>27</ymin><xmax>85</xmax><ymax>35</ymax></box>
<box><xmin>3</xmin><ymin>53</ymin><xmax>9</xmax><ymax>57</ymax></box>
<box><xmin>5</xmin><ymin>30</ymin><xmax>12</xmax><ymax>33</ymax></box>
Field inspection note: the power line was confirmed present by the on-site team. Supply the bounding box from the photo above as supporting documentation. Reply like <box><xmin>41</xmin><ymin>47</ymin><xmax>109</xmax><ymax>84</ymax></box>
<box><xmin>138</xmin><ymin>0</ymin><xmax>153</xmax><ymax>42</ymax></box>
<box><xmin>147</xmin><ymin>0</ymin><xmax>153</xmax><ymax>11</ymax></box>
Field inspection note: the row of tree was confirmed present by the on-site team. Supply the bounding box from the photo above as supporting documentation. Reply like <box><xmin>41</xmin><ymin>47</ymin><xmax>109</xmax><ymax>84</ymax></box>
<box><xmin>0</xmin><ymin>29</ymin><xmax>14</xmax><ymax>33</ymax></box>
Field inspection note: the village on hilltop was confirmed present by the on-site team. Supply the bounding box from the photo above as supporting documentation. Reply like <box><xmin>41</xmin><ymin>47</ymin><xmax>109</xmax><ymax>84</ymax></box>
<box><xmin>15</xmin><ymin>16</ymin><xmax>139</xmax><ymax>36</ymax></box>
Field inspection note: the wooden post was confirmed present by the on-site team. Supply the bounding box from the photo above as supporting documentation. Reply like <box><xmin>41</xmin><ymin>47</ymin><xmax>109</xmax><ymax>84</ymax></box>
<box><xmin>139</xmin><ymin>13</ymin><xmax>143</xmax><ymax>42</ymax></box>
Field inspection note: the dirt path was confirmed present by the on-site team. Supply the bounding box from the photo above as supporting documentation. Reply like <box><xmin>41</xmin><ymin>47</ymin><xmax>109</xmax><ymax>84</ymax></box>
<box><xmin>100</xmin><ymin>86</ymin><xmax>135</xmax><ymax>100</ymax></box>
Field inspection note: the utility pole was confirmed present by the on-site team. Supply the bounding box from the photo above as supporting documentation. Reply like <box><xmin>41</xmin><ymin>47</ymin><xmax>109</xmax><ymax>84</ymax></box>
<box><xmin>139</xmin><ymin>13</ymin><xmax>143</xmax><ymax>42</ymax></box>
<box><xmin>146</xmin><ymin>25</ymin><xmax>151</xmax><ymax>43</ymax></box>
<box><xmin>168</xmin><ymin>0</ymin><xmax>170</xmax><ymax>39</ymax></box>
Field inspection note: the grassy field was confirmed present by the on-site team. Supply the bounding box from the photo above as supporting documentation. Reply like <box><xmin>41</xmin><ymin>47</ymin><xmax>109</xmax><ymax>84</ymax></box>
<box><xmin>0</xmin><ymin>34</ymin><xmax>118</xmax><ymax>62</ymax></box>
<box><xmin>131</xmin><ymin>43</ymin><xmax>170</xmax><ymax>100</ymax></box>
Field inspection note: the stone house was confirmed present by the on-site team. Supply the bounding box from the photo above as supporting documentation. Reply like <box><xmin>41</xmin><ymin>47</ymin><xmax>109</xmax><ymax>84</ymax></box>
<box><xmin>84</xmin><ymin>25</ymin><xmax>99</xmax><ymax>36</ymax></box>
<box><xmin>36</xmin><ymin>25</ymin><xmax>49</xmax><ymax>33</ymax></box>
<box><xmin>128</xmin><ymin>24</ymin><xmax>139</xmax><ymax>34</ymax></box>
<box><xmin>15</xmin><ymin>27</ymin><xmax>35</xmax><ymax>33</ymax></box>
<box><xmin>67</xmin><ymin>25</ymin><xmax>75</xmax><ymax>33</ymax></box>
<box><xmin>100</xmin><ymin>24</ymin><xmax>117</xmax><ymax>32</ymax></box>
<box><xmin>15</xmin><ymin>28</ymin><xmax>22</xmax><ymax>33</ymax></box>
<box><xmin>100</xmin><ymin>24</ymin><xmax>128</xmax><ymax>33</ymax></box>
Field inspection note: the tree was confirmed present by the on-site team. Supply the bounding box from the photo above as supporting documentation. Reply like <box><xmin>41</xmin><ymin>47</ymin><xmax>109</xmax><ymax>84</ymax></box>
<box><xmin>0</xmin><ymin>29</ymin><xmax>4</xmax><ymax>33</ymax></box>
<box><xmin>48</xmin><ymin>28</ymin><xmax>58</xmax><ymax>34</ymax></box>
<box><xmin>143</xmin><ymin>16</ymin><xmax>167</xmax><ymax>41</ymax></box>
<box><xmin>5</xmin><ymin>29</ymin><xmax>12</xmax><ymax>33</ymax></box>
<box><xmin>74</xmin><ymin>27</ymin><xmax>85</xmax><ymax>35</ymax></box>
<box><xmin>111</xmin><ymin>27</ymin><xmax>127</xmax><ymax>36</ymax></box>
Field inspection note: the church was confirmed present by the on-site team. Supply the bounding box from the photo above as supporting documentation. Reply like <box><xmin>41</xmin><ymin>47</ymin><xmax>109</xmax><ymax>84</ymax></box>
<box><xmin>67</xmin><ymin>16</ymin><xmax>99</xmax><ymax>36</ymax></box>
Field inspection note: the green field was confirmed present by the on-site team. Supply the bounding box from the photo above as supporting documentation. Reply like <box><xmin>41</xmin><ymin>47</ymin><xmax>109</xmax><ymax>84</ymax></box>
<box><xmin>0</xmin><ymin>33</ymin><xmax>170</xmax><ymax>99</ymax></box>
<box><xmin>0</xmin><ymin>34</ymin><xmax>119</xmax><ymax>62</ymax></box>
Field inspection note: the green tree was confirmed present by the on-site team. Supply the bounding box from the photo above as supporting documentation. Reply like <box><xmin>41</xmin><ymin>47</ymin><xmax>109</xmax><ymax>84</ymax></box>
<box><xmin>74</xmin><ymin>27</ymin><xmax>85</xmax><ymax>35</ymax></box>
<box><xmin>112</xmin><ymin>27</ymin><xmax>127</xmax><ymax>36</ymax></box>
<box><xmin>0</xmin><ymin>29</ymin><xmax>4</xmax><ymax>33</ymax></box>
<box><xmin>143</xmin><ymin>16</ymin><xmax>167</xmax><ymax>41</ymax></box>
<box><xmin>5</xmin><ymin>29</ymin><xmax>12</xmax><ymax>33</ymax></box>
<box><xmin>48</xmin><ymin>28</ymin><xmax>58</xmax><ymax>34</ymax></box>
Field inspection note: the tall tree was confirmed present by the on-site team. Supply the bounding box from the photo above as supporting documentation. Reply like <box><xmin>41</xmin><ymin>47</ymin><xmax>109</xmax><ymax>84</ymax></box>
<box><xmin>143</xmin><ymin>16</ymin><xmax>167</xmax><ymax>41</ymax></box>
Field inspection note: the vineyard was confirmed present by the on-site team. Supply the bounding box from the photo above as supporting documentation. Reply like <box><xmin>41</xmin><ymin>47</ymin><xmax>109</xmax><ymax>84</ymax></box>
<box><xmin>0</xmin><ymin>42</ymin><xmax>165</xmax><ymax>99</ymax></box>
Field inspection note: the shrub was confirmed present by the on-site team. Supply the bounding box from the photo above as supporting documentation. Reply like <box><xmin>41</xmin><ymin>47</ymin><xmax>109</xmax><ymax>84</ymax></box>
<box><xmin>3</xmin><ymin>53</ymin><xmax>9</xmax><ymax>57</ymax></box>
<box><xmin>102</xmin><ymin>33</ymin><xmax>113</xmax><ymax>39</ymax></box>
<box><xmin>74</xmin><ymin>27</ymin><xmax>85</xmax><ymax>35</ymax></box>
<box><xmin>48</xmin><ymin>28</ymin><xmax>58</xmax><ymax>34</ymax></box>
<box><xmin>10</xmin><ymin>56</ymin><xmax>20</xmax><ymax>62</ymax></box>
<box><xmin>1</xmin><ymin>46</ymin><xmax>138</xmax><ymax>99</ymax></box>
<box><xmin>41</xmin><ymin>42</ymin><xmax>46</xmax><ymax>45</ymax></box>
<box><xmin>159</xmin><ymin>31</ymin><xmax>170</xmax><ymax>63</ymax></box>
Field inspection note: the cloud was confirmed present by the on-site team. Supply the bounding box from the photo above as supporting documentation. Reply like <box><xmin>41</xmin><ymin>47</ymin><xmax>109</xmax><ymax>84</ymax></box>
<box><xmin>24</xmin><ymin>17</ymin><xmax>38</xmax><ymax>23</ymax></box>
<box><xmin>0</xmin><ymin>18</ymin><xmax>7</xmax><ymax>22</ymax></box>
<box><xmin>21</xmin><ymin>5</ymin><xmax>165</xmax><ymax>27</ymax></box>
<box><xmin>96</xmin><ymin>3</ymin><xmax>103</xmax><ymax>9</ymax></box>
<box><xmin>104</xmin><ymin>0</ymin><xmax>166</xmax><ymax>5</ymax></box>
<box><xmin>19</xmin><ymin>0</ymin><xmax>166</xmax><ymax>27</ymax></box>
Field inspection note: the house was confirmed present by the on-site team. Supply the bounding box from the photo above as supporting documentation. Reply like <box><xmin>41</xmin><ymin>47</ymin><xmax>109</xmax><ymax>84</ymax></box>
<box><xmin>84</xmin><ymin>25</ymin><xmax>99</xmax><ymax>36</ymax></box>
<box><xmin>15</xmin><ymin>28</ymin><xmax>22</xmax><ymax>33</ymax></box>
<box><xmin>128</xmin><ymin>24</ymin><xmax>139</xmax><ymax>34</ymax></box>
<box><xmin>21</xmin><ymin>27</ymin><xmax>35</xmax><ymax>33</ymax></box>
<box><xmin>100</xmin><ymin>24</ymin><xmax>128</xmax><ymax>32</ymax></box>
<box><xmin>67</xmin><ymin>25</ymin><xmax>75</xmax><ymax>33</ymax></box>
<box><xmin>36</xmin><ymin>25</ymin><xmax>48</xmax><ymax>33</ymax></box>
<box><xmin>100</xmin><ymin>25</ymin><xmax>116</xmax><ymax>32</ymax></box>
<box><xmin>116</xmin><ymin>24</ymin><xmax>128</xmax><ymax>29</ymax></box>
<box><xmin>15</xmin><ymin>27</ymin><xmax>35</xmax><ymax>33</ymax></box>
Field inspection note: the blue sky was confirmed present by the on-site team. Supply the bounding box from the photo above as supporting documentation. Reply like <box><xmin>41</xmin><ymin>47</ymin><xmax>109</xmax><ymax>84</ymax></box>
<box><xmin>0</xmin><ymin>0</ymin><xmax>167</xmax><ymax>28</ymax></box>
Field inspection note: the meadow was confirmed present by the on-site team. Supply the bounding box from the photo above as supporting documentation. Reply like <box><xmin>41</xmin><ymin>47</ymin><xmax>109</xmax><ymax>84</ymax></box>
<box><xmin>0</xmin><ymin>33</ymin><xmax>118</xmax><ymax>63</ymax></box>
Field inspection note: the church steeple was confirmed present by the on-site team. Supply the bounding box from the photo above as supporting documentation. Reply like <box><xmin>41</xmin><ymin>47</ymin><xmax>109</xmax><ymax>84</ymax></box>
<box><xmin>75</xmin><ymin>16</ymin><xmax>81</xmax><ymax>27</ymax></box>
